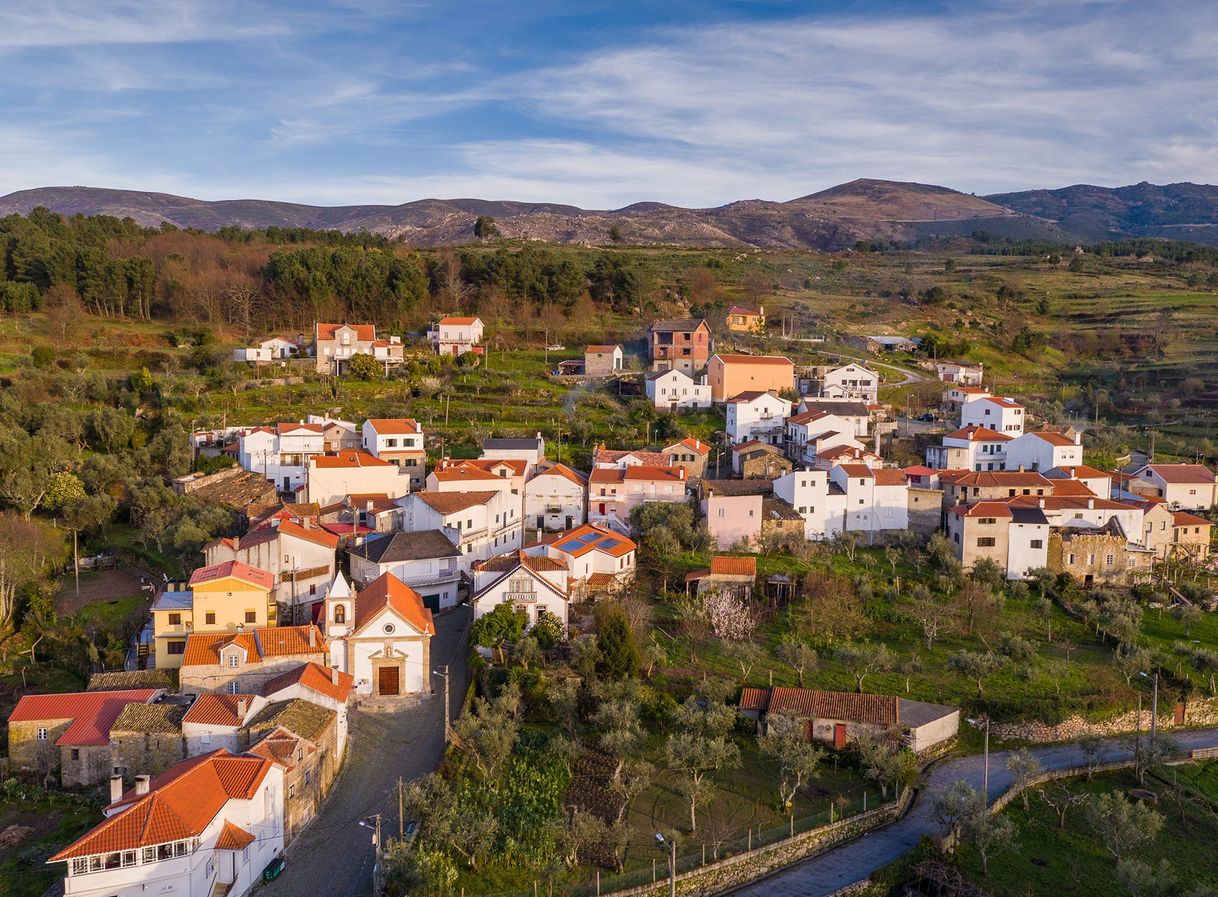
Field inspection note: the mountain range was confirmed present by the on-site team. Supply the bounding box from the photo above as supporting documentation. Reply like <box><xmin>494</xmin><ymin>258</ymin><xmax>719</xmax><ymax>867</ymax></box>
<box><xmin>2</xmin><ymin>179</ymin><xmax>1216</xmax><ymax>250</ymax></box>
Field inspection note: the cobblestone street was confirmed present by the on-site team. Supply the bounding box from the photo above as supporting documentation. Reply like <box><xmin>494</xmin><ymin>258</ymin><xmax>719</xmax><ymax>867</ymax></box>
<box><xmin>259</xmin><ymin>606</ymin><xmax>471</xmax><ymax>897</ymax></box>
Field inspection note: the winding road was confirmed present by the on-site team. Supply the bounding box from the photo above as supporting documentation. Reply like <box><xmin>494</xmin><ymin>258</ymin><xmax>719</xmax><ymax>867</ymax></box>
<box><xmin>731</xmin><ymin>727</ymin><xmax>1218</xmax><ymax>897</ymax></box>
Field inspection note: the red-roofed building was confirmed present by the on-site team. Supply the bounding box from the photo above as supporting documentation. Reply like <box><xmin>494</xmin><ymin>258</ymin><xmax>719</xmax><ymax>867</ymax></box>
<box><xmin>708</xmin><ymin>353</ymin><xmax>795</xmax><ymax>402</ymax></box>
<box><xmin>204</xmin><ymin>521</ymin><xmax>338</xmax><ymax>618</ymax></box>
<box><xmin>927</xmin><ymin>425</ymin><xmax>1014</xmax><ymax>472</ymax></box>
<box><xmin>684</xmin><ymin>555</ymin><xmax>757</xmax><ymax>599</ymax></box>
<box><xmin>8</xmin><ymin>690</ymin><xmax>160</xmax><ymax>787</ymax></box>
<box><xmin>47</xmin><ymin>749</ymin><xmax>284</xmax><ymax>897</ymax></box>
<box><xmin>315</xmin><ymin>322</ymin><xmax>404</xmax><ymax>374</ymax></box>
<box><xmin>263</xmin><ymin>664</ymin><xmax>354</xmax><ymax>754</ymax></box>
<box><xmin>726</xmin><ymin>305</ymin><xmax>765</xmax><ymax>333</ymax></box>
<box><xmin>526</xmin><ymin>523</ymin><xmax>637</xmax><ymax>594</ymax></box>
<box><xmin>305</xmin><ymin>449</ymin><xmax>411</xmax><ymax>507</ymax></box>
<box><xmin>1129</xmin><ymin>463</ymin><xmax>1218</xmax><ymax>510</ymax></box>
<box><xmin>361</xmin><ymin>418</ymin><xmax>427</xmax><ymax>490</ymax></box>
<box><xmin>428</xmin><ymin>315</ymin><xmax>484</xmax><ymax>357</ymax></box>
<box><xmin>960</xmin><ymin>393</ymin><xmax>1025</xmax><ymax>436</ymax></box>
<box><xmin>182</xmin><ymin>694</ymin><xmax>264</xmax><ymax>755</ymax></box>
<box><xmin>829</xmin><ymin>463</ymin><xmax>910</xmax><ymax>535</ymax></box>
<box><xmin>154</xmin><ymin>563</ymin><xmax>278</xmax><ymax>671</ymax></box>
<box><xmin>584</xmin><ymin>344</ymin><xmax>624</xmax><ymax>375</ymax></box>
<box><xmin>178</xmin><ymin>625</ymin><xmax>327</xmax><ymax>696</ymax></box>
<box><xmin>524</xmin><ymin>463</ymin><xmax>588</xmax><ymax>533</ymax></box>
<box><xmin>588</xmin><ymin>465</ymin><xmax>688</xmax><ymax>529</ymax></box>
<box><xmin>664</xmin><ymin>437</ymin><xmax>712</xmax><ymax>480</ymax></box>
<box><xmin>326</xmin><ymin>572</ymin><xmax>434</xmax><ymax>697</ymax></box>
<box><xmin>472</xmin><ymin>549</ymin><xmax>571</xmax><ymax>630</ymax></box>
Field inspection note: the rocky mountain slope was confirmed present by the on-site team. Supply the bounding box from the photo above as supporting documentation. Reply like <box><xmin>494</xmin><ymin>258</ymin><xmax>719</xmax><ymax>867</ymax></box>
<box><xmin>2</xmin><ymin>178</ymin><xmax>1213</xmax><ymax>249</ymax></box>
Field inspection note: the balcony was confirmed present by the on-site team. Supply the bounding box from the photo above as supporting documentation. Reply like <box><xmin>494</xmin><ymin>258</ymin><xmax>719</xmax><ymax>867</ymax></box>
<box><xmin>504</xmin><ymin>590</ymin><xmax>537</xmax><ymax>603</ymax></box>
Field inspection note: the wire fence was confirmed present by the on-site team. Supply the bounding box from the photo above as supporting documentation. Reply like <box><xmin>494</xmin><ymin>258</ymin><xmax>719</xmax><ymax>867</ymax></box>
<box><xmin>454</xmin><ymin>790</ymin><xmax>888</xmax><ymax>897</ymax></box>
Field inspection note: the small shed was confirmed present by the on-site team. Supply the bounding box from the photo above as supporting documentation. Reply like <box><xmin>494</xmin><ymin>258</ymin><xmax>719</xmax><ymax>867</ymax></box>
<box><xmin>584</xmin><ymin>345</ymin><xmax>624</xmax><ymax>376</ymax></box>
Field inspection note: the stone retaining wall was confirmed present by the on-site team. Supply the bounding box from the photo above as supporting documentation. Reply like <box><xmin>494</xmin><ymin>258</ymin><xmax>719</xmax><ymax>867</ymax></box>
<box><xmin>992</xmin><ymin>697</ymin><xmax>1218</xmax><ymax>743</ymax></box>
<box><xmin>607</xmin><ymin>790</ymin><xmax>912</xmax><ymax>897</ymax></box>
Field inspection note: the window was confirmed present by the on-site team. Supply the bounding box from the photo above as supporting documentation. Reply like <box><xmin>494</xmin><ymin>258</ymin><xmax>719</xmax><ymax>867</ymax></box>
<box><xmin>245</xmin><ymin>611</ymin><xmax>257</xmax><ymax>624</ymax></box>
<box><xmin>333</xmin><ymin>604</ymin><xmax>346</xmax><ymax>624</ymax></box>
<box><xmin>1030</xmin><ymin>539</ymin><xmax>1043</xmax><ymax>549</ymax></box>
<box><xmin>304</xmin><ymin>770</ymin><xmax>312</xmax><ymax>786</ymax></box>
<box><xmin>142</xmin><ymin>846</ymin><xmax>156</xmax><ymax>864</ymax></box>
<box><xmin>1105</xmin><ymin>554</ymin><xmax>1115</xmax><ymax>566</ymax></box>
<box><xmin>227</xmin><ymin>653</ymin><xmax>240</xmax><ymax>668</ymax></box>
<box><xmin>71</xmin><ymin>748</ymin><xmax>80</xmax><ymax>760</ymax></box>
<box><xmin>205</xmin><ymin>612</ymin><xmax>216</xmax><ymax>625</ymax></box>
<box><xmin>168</xmin><ymin>641</ymin><xmax>185</xmax><ymax>655</ymax></box>
<box><xmin>1068</xmin><ymin>553</ymin><xmax>1076</xmax><ymax>565</ymax></box>
<box><xmin>37</xmin><ymin>727</ymin><xmax>48</xmax><ymax>741</ymax></box>
<box><xmin>122</xmin><ymin>850</ymin><xmax>137</xmax><ymax>867</ymax></box>
<box><xmin>229</xmin><ymin>681</ymin><xmax>240</xmax><ymax>694</ymax></box>
<box><xmin>977</xmin><ymin>537</ymin><xmax>996</xmax><ymax>547</ymax></box>
<box><xmin>979</xmin><ymin>517</ymin><xmax>996</xmax><ymax>525</ymax></box>
<box><xmin>289</xmin><ymin>783</ymin><xmax>296</xmax><ymax>799</ymax></box>
<box><xmin>168</xmin><ymin>613</ymin><xmax>182</xmax><ymax>626</ymax></box>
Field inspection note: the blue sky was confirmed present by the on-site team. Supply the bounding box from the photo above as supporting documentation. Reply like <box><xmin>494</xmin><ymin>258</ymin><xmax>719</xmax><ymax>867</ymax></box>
<box><xmin>1</xmin><ymin>0</ymin><xmax>1215</xmax><ymax>208</ymax></box>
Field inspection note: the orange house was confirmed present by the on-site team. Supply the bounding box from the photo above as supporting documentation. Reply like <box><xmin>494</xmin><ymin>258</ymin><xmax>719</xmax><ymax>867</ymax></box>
<box><xmin>707</xmin><ymin>353</ymin><xmax>795</xmax><ymax>402</ymax></box>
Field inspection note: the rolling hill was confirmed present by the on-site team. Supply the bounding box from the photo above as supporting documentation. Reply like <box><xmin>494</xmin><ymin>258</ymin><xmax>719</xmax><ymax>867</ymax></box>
<box><xmin>3</xmin><ymin>178</ymin><xmax>1216</xmax><ymax>249</ymax></box>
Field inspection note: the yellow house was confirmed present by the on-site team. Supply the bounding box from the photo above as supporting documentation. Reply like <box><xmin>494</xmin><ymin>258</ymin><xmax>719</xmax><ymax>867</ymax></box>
<box><xmin>726</xmin><ymin>305</ymin><xmax>765</xmax><ymax>333</ymax></box>
<box><xmin>152</xmin><ymin>560</ymin><xmax>277</xmax><ymax>669</ymax></box>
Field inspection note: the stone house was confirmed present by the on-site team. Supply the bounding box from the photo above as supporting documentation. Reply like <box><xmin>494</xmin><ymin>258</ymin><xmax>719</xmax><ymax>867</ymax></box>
<box><xmin>182</xmin><ymin>693</ymin><xmax>265</xmax><ymax>757</ymax></box>
<box><xmin>178</xmin><ymin>624</ymin><xmax>327</xmax><ymax>696</ymax></box>
<box><xmin>1049</xmin><ymin>521</ymin><xmax>1155</xmax><ymax>585</ymax></box>
<box><xmin>907</xmin><ymin>486</ymin><xmax>945</xmax><ymax>534</ymax></box>
<box><xmin>684</xmin><ymin>555</ymin><xmax>757</xmax><ymax>599</ymax></box>
<box><xmin>108</xmin><ymin>702</ymin><xmax>188</xmax><ymax>785</ymax></box>
<box><xmin>584</xmin><ymin>344</ymin><xmax>624</xmax><ymax>375</ymax></box>
<box><xmin>664</xmin><ymin>437</ymin><xmax>711</xmax><ymax>480</ymax></box>
<box><xmin>739</xmin><ymin>687</ymin><xmax>959</xmax><ymax>753</ymax></box>
<box><xmin>7</xmin><ymin>689</ymin><xmax>160</xmax><ymax>787</ymax></box>
<box><xmin>733</xmin><ymin>441</ymin><xmax>793</xmax><ymax>479</ymax></box>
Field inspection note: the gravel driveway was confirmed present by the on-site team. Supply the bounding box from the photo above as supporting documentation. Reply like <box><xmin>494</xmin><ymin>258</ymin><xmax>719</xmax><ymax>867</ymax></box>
<box><xmin>260</xmin><ymin>606</ymin><xmax>471</xmax><ymax>897</ymax></box>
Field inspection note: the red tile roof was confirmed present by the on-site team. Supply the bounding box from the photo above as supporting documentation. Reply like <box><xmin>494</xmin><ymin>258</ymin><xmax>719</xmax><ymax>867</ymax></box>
<box><xmin>1049</xmin><ymin>479</ymin><xmax>1097</xmax><ymax>497</ymax></box>
<box><xmin>354</xmin><ymin>573</ymin><xmax>435</xmax><ymax>636</ymax></box>
<box><xmin>744</xmin><ymin>687</ymin><xmax>899</xmax><ymax>726</ymax></box>
<box><xmin>365</xmin><ymin>418</ymin><xmax>421</xmax><ymax>435</ymax></box>
<box><xmin>950</xmin><ymin>501</ymin><xmax>1015</xmax><ymax>519</ymax></box>
<box><xmin>944</xmin><ymin>426</ymin><xmax>1013</xmax><ymax>442</ymax></box>
<box><xmin>182</xmin><ymin>632</ymin><xmax>261</xmax><ymax>667</ymax></box>
<box><xmin>276</xmin><ymin>422</ymin><xmax>323</xmax><ymax>435</ymax></box>
<box><xmin>1173</xmin><ymin>512</ymin><xmax>1212</xmax><ymax>527</ymax></box>
<box><xmin>713</xmin><ymin>353</ymin><xmax>793</xmax><ymax>365</ymax></box>
<box><xmin>624</xmin><ymin>465</ymin><xmax>686</xmax><ymax>483</ymax></box>
<box><xmin>181</xmin><ymin>626</ymin><xmax>324</xmax><ymax>667</ymax></box>
<box><xmin>873</xmin><ymin>469</ymin><xmax>909</xmax><ymax>486</ymax></box>
<box><xmin>546</xmin><ymin>523</ymin><xmax>637</xmax><ymax>558</ymax></box>
<box><xmin>311</xmin><ymin>450</ymin><xmax>392</xmax><ymax>469</ymax></box>
<box><xmin>188</xmin><ymin>560</ymin><xmax>274</xmax><ymax>591</ymax></box>
<box><xmin>594</xmin><ymin>447</ymin><xmax>669</xmax><ymax>467</ymax></box>
<box><xmin>182</xmin><ymin>693</ymin><xmax>257</xmax><ymax>727</ymax></box>
<box><xmin>709</xmin><ymin>556</ymin><xmax>757</xmax><ymax>576</ymax></box>
<box><xmin>532</xmin><ymin>463</ymin><xmax>587</xmax><ymax>486</ymax></box>
<box><xmin>215</xmin><ymin>820</ymin><xmax>257</xmax><ymax>850</ymax></box>
<box><xmin>727</xmin><ymin>306</ymin><xmax>761</xmax><ymax>317</ymax></box>
<box><xmin>316</xmin><ymin>322</ymin><xmax>375</xmax><ymax>340</ymax></box>
<box><xmin>9</xmin><ymin>690</ymin><xmax>158</xmax><ymax>746</ymax></box>
<box><xmin>437</xmin><ymin>316</ymin><xmax>479</xmax><ymax>326</ymax></box>
<box><xmin>585</xmin><ymin>344</ymin><xmax>620</xmax><ymax>353</ymax></box>
<box><xmin>940</xmin><ymin>471</ymin><xmax>1051</xmax><ymax>488</ymax></box>
<box><xmin>50</xmin><ymin>750</ymin><xmax>274</xmax><ymax>861</ymax></box>
<box><xmin>838</xmin><ymin>463</ymin><xmax>876</xmax><ymax>478</ymax></box>
<box><xmin>259</xmin><ymin>625</ymin><xmax>326</xmax><ymax>658</ymax></box>
<box><xmin>1141</xmin><ymin>463</ymin><xmax>1216</xmax><ymax>484</ymax></box>
<box><xmin>1028</xmin><ymin>431</ymin><xmax>1077</xmax><ymax>447</ymax></box>
<box><xmin>263</xmin><ymin>662</ymin><xmax>354</xmax><ymax>704</ymax></box>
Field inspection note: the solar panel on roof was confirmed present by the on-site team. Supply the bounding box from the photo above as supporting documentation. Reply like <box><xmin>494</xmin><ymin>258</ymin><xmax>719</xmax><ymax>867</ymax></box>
<box><xmin>556</xmin><ymin>539</ymin><xmax>584</xmax><ymax>552</ymax></box>
<box><xmin>598</xmin><ymin>538</ymin><xmax>620</xmax><ymax>549</ymax></box>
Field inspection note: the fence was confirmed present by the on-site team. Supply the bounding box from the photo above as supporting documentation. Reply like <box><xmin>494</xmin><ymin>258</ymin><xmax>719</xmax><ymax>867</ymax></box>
<box><xmin>459</xmin><ymin>788</ymin><xmax>910</xmax><ymax>897</ymax></box>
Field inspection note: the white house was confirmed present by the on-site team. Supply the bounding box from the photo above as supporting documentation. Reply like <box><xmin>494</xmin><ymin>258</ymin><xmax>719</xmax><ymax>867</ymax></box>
<box><xmin>1004</xmin><ymin>430</ymin><xmax>1084</xmax><ymax>473</ymax></box>
<box><xmin>783</xmin><ymin>411</ymin><xmax>864</xmax><ymax>466</ymax></box>
<box><xmin>960</xmin><ymin>394</ymin><xmax>1025</xmax><ymax>435</ymax></box>
<box><xmin>645</xmin><ymin>368</ymin><xmax>712</xmax><ymax>410</ymax></box>
<box><xmin>1008</xmin><ymin>495</ymin><xmax>1144</xmax><ymax>539</ymax></box>
<box><xmin>346</xmin><ymin>530</ymin><xmax>462</xmax><ymax>610</ymax></box>
<box><xmin>818</xmin><ymin>364</ymin><xmax>879</xmax><ymax>403</ymax></box>
<box><xmin>396</xmin><ymin>490</ymin><xmax>523</xmax><ymax>572</ymax></box>
<box><xmin>1128</xmin><ymin>463</ymin><xmax>1218</xmax><ymax>510</ymax></box>
<box><xmin>936</xmin><ymin>361</ymin><xmax>984</xmax><ymax>386</ymax></box>
<box><xmin>304</xmin><ymin>450</ymin><xmax>412</xmax><ymax>507</ymax></box>
<box><xmin>524</xmin><ymin>464</ymin><xmax>588</xmax><ymax>532</ymax></box>
<box><xmin>182</xmin><ymin>693</ymin><xmax>266</xmax><ymax>757</ymax></box>
<box><xmin>828</xmin><ymin>464</ymin><xmax>910</xmax><ymax>538</ymax></box>
<box><xmin>361</xmin><ymin>419</ymin><xmax>427</xmax><ymax>490</ymax></box>
<box><xmin>725</xmin><ymin>391</ymin><xmax>792</xmax><ymax>445</ymax></box>
<box><xmin>48</xmin><ymin>751</ymin><xmax>284</xmax><ymax>897</ymax></box>
<box><xmin>773</xmin><ymin>469</ymin><xmax>845</xmax><ymax>540</ymax></box>
<box><xmin>233</xmin><ymin>336</ymin><xmax>302</xmax><ymax>364</ymax></box>
<box><xmin>795</xmin><ymin>399</ymin><xmax>871</xmax><ymax>438</ymax></box>
<box><xmin>1044</xmin><ymin>465</ymin><xmax>1112</xmax><ymax>500</ymax></box>
<box><xmin>204</xmin><ymin>520</ymin><xmax>339</xmax><ymax>616</ymax></box>
<box><xmin>239</xmin><ymin>423</ymin><xmax>326</xmax><ymax>494</ymax></box>
<box><xmin>471</xmin><ymin>551</ymin><xmax>570</xmax><ymax>630</ymax></box>
<box><xmin>315</xmin><ymin>323</ymin><xmax>403</xmax><ymax>375</ymax></box>
<box><xmin>528</xmin><ymin>523</ymin><xmax>637</xmax><ymax>593</ymax></box>
<box><xmin>428</xmin><ymin>458</ymin><xmax>526</xmax><ymax>498</ymax></box>
<box><xmin>926</xmin><ymin>426</ymin><xmax>1013</xmax><ymax>472</ymax></box>
<box><xmin>325</xmin><ymin>572</ymin><xmax>434</xmax><ymax>697</ymax></box>
<box><xmin>481</xmin><ymin>435</ymin><xmax>546</xmax><ymax>476</ymax></box>
<box><xmin>261</xmin><ymin>662</ymin><xmax>354</xmax><ymax>756</ymax></box>
<box><xmin>587</xmin><ymin>466</ymin><xmax>687</xmax><ymax>530</ymax></box>
<box><xmin>428</xmin><ymin>316</ymin><xmax>485</xmax><ymax>356</ymax></box>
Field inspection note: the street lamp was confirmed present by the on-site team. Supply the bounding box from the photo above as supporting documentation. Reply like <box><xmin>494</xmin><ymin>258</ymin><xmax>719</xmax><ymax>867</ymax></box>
<box><xmin>1138</xmin><ymin>670</ymin><xmax>1159</xmax><ymax>748</ymax></box>
<box><xmin>966</xmin><ymin>716</ymin><xmax>990</xmax><ymax>805</ymax></box>
<box><xmin>654</xmin><ymin>833</ymin><xmax>675</xmax><ymax>897</ymax></box>
<box><xmin>433</xmin><ymin>666</ymin><xmax>451</xmax><ymax>743</ymax></box>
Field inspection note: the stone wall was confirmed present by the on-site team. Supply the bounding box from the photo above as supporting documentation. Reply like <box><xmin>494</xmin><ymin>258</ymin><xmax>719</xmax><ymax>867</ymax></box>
<box><xmin>110</xmin><ymin>731</ymin><xmax>186</xmax><ymax>783</ymax></box>
<box><xmin>992</xmin><ymin>696</ymin><xmax>1218</xmax><ymax>743</ymax></box>
<box><xmin>604</xmin><ymin>789</ymin><xmax>912</xmax><ymax>897</ymax></box>
<box><xmin>60</xmin><ymin>744</ymin><xmax>113</xmax><ymax>788</ymax></box>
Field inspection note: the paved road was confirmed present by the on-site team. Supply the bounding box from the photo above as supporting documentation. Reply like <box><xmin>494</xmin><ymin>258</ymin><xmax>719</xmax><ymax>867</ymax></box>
<box><xmin>261</xmin><ymin>606</ymin><xmax>471</xmax><ymax>897</ymax></box>
<box><xmin>733</xmin><ymin>727</ymin><xmax>1218</xmax><ymax>897</ymax></box>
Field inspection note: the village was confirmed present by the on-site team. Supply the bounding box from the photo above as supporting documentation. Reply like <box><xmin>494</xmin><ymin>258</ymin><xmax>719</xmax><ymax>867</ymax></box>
<box><xmin>5</xmin><ymin>305</ymin><xmax>1218</xmax><ymax>897</ymax></box>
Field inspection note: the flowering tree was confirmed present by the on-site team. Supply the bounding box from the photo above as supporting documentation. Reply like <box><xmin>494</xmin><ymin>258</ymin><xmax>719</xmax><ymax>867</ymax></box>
<box><xmin>697</xmin><ymin>589</ymin><xmax>755</xmax><ymax>641</ymax></box>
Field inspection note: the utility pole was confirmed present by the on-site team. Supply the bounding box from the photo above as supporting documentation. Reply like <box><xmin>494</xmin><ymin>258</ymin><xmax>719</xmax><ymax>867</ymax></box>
<box><xmin>669</xmin><ymin>838</ymin><xmax>676</xmax><ymax>897</ymax></box>
<box><xmin>982</xmin><ymin>717</ymin><xmax>990</xmax><ymax>805</ymax></box>
<box><xmin>434</xmin><ymin>666</ymin><xmax>451</xmax><ymax>743</ymax></box>
<box><xmin>398</xmin><ymin>777</ymin><xmax>405</xmax><ymax>841</ymax></box>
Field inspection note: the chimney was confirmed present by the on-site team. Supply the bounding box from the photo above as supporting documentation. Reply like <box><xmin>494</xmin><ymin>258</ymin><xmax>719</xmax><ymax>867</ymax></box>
<box><xmin>110</xmin><ymin>774</ymin><xmax>124</xmax><ymax>804</ymax></box>
<box><xmin>236</xmin><ymin>698</ymin><xmax>248</xmax><ymax>720</ymax></box>
<box><xmin>331</xmin><ymin>667</ymin><xmax>340</xmax><ymax>685</ymax></box>
<box><xmin>1018</xmin><ymin>465</ymin><xmax>1025</xmax><ymax>472</ymax></box>
<box><xmin>1088</xmin><ymin>497</ymin><xmax>1095</xmax><ymax>509</ymax></box>
<box><xmin>309</xmin><ymin>626</ymin><xmax>317</xmax><ymax>648</ymax></box>
<box><xmin>759</xmin><ymin>305</ymin><xmax>765</xmax><ymax>317</ymax></box>
<box><xmin>678</xmin><ymin>467</ymin><xmax>686</xmax><ymax>480</ymax></box>
<box><xmin>1038</xmin><ymin>498</ymin><xmax>1046</xmax><ymax>509</ymax></box>
<box><xmin>135</xmin><ymin>775</ymin><xmax>151</xmax><ymax>796</ymax></box>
